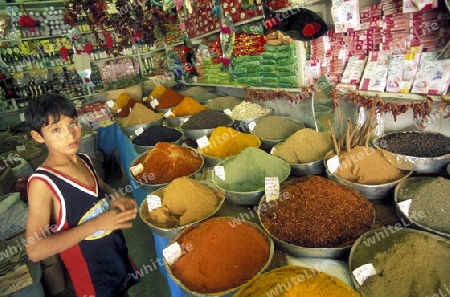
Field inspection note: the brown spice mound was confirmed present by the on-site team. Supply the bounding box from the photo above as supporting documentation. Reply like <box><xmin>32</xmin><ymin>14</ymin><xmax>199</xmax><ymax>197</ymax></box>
<box><xmin>260</xmin><ymin>175</ymin><xmax>374</xmax><ymax>248</ymax></box>
<box><xmin>171</xmin><ymin>217</ymin><xmax>270</xmax><ymax>294</ymax></box>
<box><xmin>133</xmin><ymin>142</ymin><xmax>203</xmax><ymax>184</ymax></box>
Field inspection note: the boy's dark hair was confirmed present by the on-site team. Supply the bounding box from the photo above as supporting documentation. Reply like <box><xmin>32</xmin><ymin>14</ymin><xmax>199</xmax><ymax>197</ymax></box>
<box><xmin>25</xmin><ymin>94</ymin><xmax>78</xmax><ymax>133</ymax></box>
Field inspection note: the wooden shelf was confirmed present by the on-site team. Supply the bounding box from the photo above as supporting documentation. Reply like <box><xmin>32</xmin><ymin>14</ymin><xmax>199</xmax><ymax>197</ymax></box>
<box><xmin>0</xmin><ymin>0</ymin><xmax>64</xmax><ymax>6</ymax></box>
<box><xmin>351</xmin><ymin>90</ymin><xmax>443</xmax><ymax>102</ymax></box>
<box><xmin>0</xmin><ymin>34</ymin><xmax>66</xmax><ymax>42</ymax></box>
<box><xmin>11</xmin><ymin>64</ymin><xmax>74</xmax><ymax>74</ymax></box>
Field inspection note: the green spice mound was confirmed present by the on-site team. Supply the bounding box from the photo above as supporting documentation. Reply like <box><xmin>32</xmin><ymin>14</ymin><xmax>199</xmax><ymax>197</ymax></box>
<box><xmin>213</xmin><ymin>147</ymin><xmax>290</xmax><ymax>192</ymax></box>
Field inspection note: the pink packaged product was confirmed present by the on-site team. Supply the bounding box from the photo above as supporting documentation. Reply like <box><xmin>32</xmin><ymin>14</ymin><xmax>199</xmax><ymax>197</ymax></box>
<box><xmin>340</xmin><ymin>55</ymin><xmax>368</xmax><ymax>85</ymax></box>
<box><xmin>303</xmin><ymin>61</ymin><xmax>321</xmax><ymax>86</ymax></box>
<box><xmin>386</xmin><ymin>49</ymin><xmax>422</xmax><ymax>93</ymax></box>
<box><xmin>331</xmin><ymin>0</ymin><xmax>361</xmax><ymax>33</ymax></box>
<box><xmin>411</xmin><ymin>52</ymin><xmax>450</xmax><ymax>95</ymax></box>
<box><xmin>359</xmin><ymin>51</ymin><xmax>390</xmax><ymax>92</ymax></box>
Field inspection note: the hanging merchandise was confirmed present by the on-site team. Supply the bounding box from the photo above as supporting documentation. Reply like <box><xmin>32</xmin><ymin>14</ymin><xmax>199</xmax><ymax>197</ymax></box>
<box><xmin>219</xmin><ymin>15</ymin><xmax>235</xmax><ymax>67</ymax></box>
<box><xmin>0</xmin><ymin>12</ymin><xmax>11</xmax><ymax>40</ymax></box>
<box><xmin>331</xmin><ymin>0</ymin><xmax>361</xmax><ymax>33</ymax></box>
<box><xmin>262</xmin><ymin>6</ymin><xmax>328</xmax><ymax>41</ymax></box>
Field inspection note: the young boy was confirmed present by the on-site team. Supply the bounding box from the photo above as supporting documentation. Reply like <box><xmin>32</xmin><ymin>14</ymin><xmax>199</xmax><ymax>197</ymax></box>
<box><xmin>25</xmin><ymin>94</ymin><xmax>140</xmax><ymax>297</ymax></box>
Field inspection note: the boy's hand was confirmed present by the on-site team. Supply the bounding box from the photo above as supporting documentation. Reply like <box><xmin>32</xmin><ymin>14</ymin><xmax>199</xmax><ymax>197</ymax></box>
<box><xmin>111</xmin><ymin>196</ymin><xmax>138</xmax><ymax>213</ymax></box>
<box><xmin>93</xmin><ymin>208</ymin><xmax>137</xmax><ymax>231</ymax></box>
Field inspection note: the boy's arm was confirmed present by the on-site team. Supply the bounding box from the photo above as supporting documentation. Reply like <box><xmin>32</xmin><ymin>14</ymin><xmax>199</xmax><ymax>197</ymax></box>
<box><xmin>26</xmin><ymin>178</ymin><xmax>137</xmax><ymax>262</ymax></box>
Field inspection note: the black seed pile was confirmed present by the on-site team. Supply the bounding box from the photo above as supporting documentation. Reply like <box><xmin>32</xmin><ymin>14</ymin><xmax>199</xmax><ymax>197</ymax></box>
<box><xmin>182</xmin><ymin>109</ymin><xmax>232</xmax><ymax>130</ymax></box>
<box><xmin>133</xmin><ymin>126</ymin><xmax>182</xmax><ymax>146</ymax></box>
<box><xmin>378</xmin><ymin>132</ymin><xmax>450</xmax><ymax>157</ymax></box>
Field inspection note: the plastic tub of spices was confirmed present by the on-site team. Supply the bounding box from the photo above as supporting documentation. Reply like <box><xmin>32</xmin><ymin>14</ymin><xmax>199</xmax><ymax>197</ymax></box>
<box><xmin>258</xmin><ymin>176</ymin><xmax>375</xmax><ymax>259</ymax></box>
<box><xmin>372</xmin><ymin>131</ymin><xmax>450</xmax><ymax>173</ymax></box>
<box><xmin>163</xmin><ymin>217</ymin><xmax>274</xmax><ymax>296</ymax></box>
<box><xmin>131</xmin><ymin>126</ymin><xmax>184</xmax><ymax>154</ymax></box>
<box><xmin>324</xmin><ymin>149</ymin><xmax>412</xmax><ymax>200</ymax></box>
<box><xmin>394</xmin><ymin>176</ymin><xmax>450</xmax><ymax>240</ymax></box>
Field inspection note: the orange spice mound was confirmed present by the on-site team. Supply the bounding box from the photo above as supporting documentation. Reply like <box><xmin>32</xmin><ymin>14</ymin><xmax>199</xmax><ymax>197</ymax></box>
<box><xmin>157</xmin><ymin>89</ymin><xmax>185</xmax><ymax>109</ymax></box>
<box><xmin>170</xmin><ymin>217</ymin><xmax>270</xmax><ymax>294</ymax></box>
<box><xmin>133</xmin><ymin>142</ymin><xmax>203</xmax><ymax>184</ymax></box>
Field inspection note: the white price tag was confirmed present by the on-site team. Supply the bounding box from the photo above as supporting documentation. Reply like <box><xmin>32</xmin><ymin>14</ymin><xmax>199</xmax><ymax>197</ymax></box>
<box><xmin>214</xmin><ymin>166</ymin><xmax>226</xmax><ymax>180</ymax></box>
<box><xmin>224</xmin><ymin>109</ymin><xmax>232</xmax><ymax>116</ymax></box>
<box><xmin>19</xmin><ymin>113</ymin><xmax>25</xmax><ymax>122</ymax></box>
<box><xmin>135</xmin><ymin>127</ymin><xmax>144</xmax><ymax>136</ymax></box>
<box><xmin>16</xmin><ymin>145</ymin><xmax>26</xmax><ymax>151</ymax></box>
<box><xmin>196</xmin><ymin>135</ymin><xmax>210</xmax><ymax>148</ymax></box>
<box><xmin>106</xmin><ymin>100</ymin><xmax>115</xmax><ymax>108</ymax></box>
<box><xmin>146</xmin><ymin>195</ymin><xmax>162</xmax><ymax>212</ymax></box>
<box><xmin>163</xmin><ymin>242</ymin><xmax>183</xmax><ymax>265</ymax></box>
<box><xmin>150</xmin><ymin>98</ymin><xmax>159</xmax><ymax>109</ymax></box>
<box><xmin>130</xmin><ymin>163</ymin><xmax>144</xmax><ymax>176</ymax></box>
<box><xmin>248</xmin><ymin>121</ymin><xmax>256</xmax><ymax>132</ymax></box>
<box><xmin>398</xmin><ymin>199</ymin><xmax>412</xmax><ymax>216</ymax></box>
<box><xmin>164</xmin><ymin>109</ymin><xmax>174</xmax><ymax>118</ymax></box>
<box><xmin>352</xmin><ymin>263</ymin><xmax>377</xmax><ymax>286</ymax></box>
<box><xmin>265</xmin><ymin>177</ymin><xmax>280</xmax><ymax>202</ymax></box>
<box><xmin>327</xmin><ymin>155</ymin><xmax>340</xmax><ymax>173</ymax></box>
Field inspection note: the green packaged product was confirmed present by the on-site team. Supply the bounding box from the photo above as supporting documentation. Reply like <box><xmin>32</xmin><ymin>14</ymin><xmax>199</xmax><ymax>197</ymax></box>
<box><xmin>247</xmin><ymin>77</ymin><xmax>263</xmax><ymax>85</ymax></box>
<box><xmin>261</xmin><ymin>65</ymin><xmax>278</xmax><ymax>72</ymax></box>
<box><xmin>278</xmin><ymin>65</ymin><xmax>298</xmax><ymax>72</ymax></box>
<box><xmin>279</xmin><ymin>69</ymin><xmax>298</xmax><ymax>77</ymax></box>
<box><xmin>261</xmin><ymin>72</ymin><xmax>278</xmax><ymax>78</ymax></box>
<box><xmin>278</xmin><ymin>57</ymin><xmax>298</xmax><ymax>66</ymax></box>
<box><xmin>259</xmin><ymin>59</ymin><xmax>277</xmax><ymax>66</ymax></box>
<box><xmin>233</xmin><ymin>56</ymin><xmax>248</xmax><ymax>64</ymax></box>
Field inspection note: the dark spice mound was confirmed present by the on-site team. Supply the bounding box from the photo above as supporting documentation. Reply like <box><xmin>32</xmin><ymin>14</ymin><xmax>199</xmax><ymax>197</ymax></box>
<box><xmin>378</xmin><ymin>132</ymin><xmax>450</xmax><ymax>158</ymax></box>
<box><xmin>133</xmin><ymin>126</ymin><xmax>182</xmax><ymax>146</ymax></box>
<box><xmin>182</xmin><ymin>109</ymin><xmax>232</xmax><ymax>130</ymax></box>
<box><xmin>260</xmin><ymin>175</ymin><xmax>374</xmax><ymax>248</ymax></box>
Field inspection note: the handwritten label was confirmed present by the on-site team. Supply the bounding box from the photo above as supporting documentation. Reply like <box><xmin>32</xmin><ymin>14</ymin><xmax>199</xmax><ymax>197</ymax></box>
<box><xmin>150</xmin><ymin>98</ymin><xmax>159</xmax><ymax>109</ymax></box>
<box><xmin>224</xmin><ymin>109</ymin><xmax>232</xmax><ymax>116</ymax></box>
<box><xmin>130</xmin><ymin>163</ymin><xmax>144</xmax><ymax>176</ymax></box>
<box><xmin>248</xmin><ymin>121</ymin><xmax>256</xmax><ymax>132</ymax></box>
<box><xmin>19</xmin><ymin>113</ymin><xmax>25</xmax><ymax>122</ymax></box>
<box><xmin>146</xmin><ymin>195</ymin><xmax>162</xmax><ymax>212</ymax></box>
<box><xmin>352</xmin><ymin>263</ymin><xmax>377</xmax><ymax>286</ymax></box>
<box><xmin>265</xmin><ymin>177</ymin><xmax>280</xmax><ymax>202</ymax></box>
<box><xmin>164</xmin><ymin>109</ymin><xmax>173</xmax><ymax>118</ymax></box>
<box><xmin>163</xmin><ymin>242</ymin><xmax>183</xmax><ymax>265</ymax></box>
<box><xmin>327</xmin><ymin>155</ymin><xmax>340</xmax><ymax>173</ymax></box>
<box><xmin>135</xmin><ymin>127</ymin><xmax>144</xmax><ymax>136</ymax></box>
<box><xmin>214</xmin><ymin>166</ymin><xmax>226</xmax><ymax>180</ymax></box>
<box><xmin>106</xmin><ymin>100</ymin><xmax>115</xmax><ymax>108</ymax></box>
<box><xmin>196</xmin><ymin>135</ymin><xmax>210</xmax><ymax>149</ymax></box>
<box><xmin>398</xmin><ymin>199</ymin><xmax>412</xmax><ymax>216</ymax></box>
<box><xmin>16</xmin><ymin>145</ymin><xmax>26</xmax><ymax>152</ymax></box>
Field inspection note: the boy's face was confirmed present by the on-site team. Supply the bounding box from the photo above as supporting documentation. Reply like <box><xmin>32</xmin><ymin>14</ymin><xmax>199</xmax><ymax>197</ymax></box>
<box><xmin>31</xmin><ymin>115</ymin><xmax>82</xmax><ymax>155</ymax></box>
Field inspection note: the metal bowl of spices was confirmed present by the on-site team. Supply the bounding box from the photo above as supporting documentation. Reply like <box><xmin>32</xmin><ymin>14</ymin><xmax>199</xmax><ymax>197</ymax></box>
<box><xmin>249</xmin><ymin>116</ymin><xmax>305</xmax><ymax>151</ymax></box>
<box><xmin>271</xmin><ymin>144</ymin><xmax>325</xmax><ymax>176</ymax></box>
<box><xmin>181</xmin><ymin>110</ymin><xmax>234</xmax><ymax>141</ymax></box>
<box><xmin>164</xmin><ymin>217</ymin><xmax>275</xmax><ymax>297</ymax></box>
<box><xmin>372</xmin><ymin>131</ymin><xmax>450</xmax><ymax>173</ymax></box>
<box><xmin>166</xmin><ymin>115</ymin><xmax>192</xmax><ymax>128</ymax></box>
<box><xmin>117</xmin><ymin>117</ymin><xmax>164</xmax><ymax>139</ymax></box>
<box><xmin>324</xmin><ymin>151</ymin><xmax>412</xmax><ymax>200</ymax></box>
<box><xmin>139</xmin><ymin>182</ymin><xmax>226</xmax><ymax>239</ymax></box>
<box><xmin>129</xmin><ymin>144</ymin><xmax>204</xmax><ymax>193</ymax></box>
<box><xmin>257</xmin><ymin>185</ymin><xmax>376</xmax><ymax>260</ymax></box>
<box><xmin>131</xmin><ymin>126</ymin><xmax>184</xmax><ymax>154</ymax></box>
<box><xmin>232</xmin><ymin>109</ymin><xmax>274</xmax><ymax>134</ymax></box>
<box><xmin>394</xmin><ymin>176</ymin><xmax>450</xmax><ymax>240</ymax></box>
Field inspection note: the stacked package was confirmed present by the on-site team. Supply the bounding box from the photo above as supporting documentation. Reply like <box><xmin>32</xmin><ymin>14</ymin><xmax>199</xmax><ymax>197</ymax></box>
<box><xmin>184</xmin><ymin>0</ymin><xmax>221</xmax><ymax>39</ymax></box>
<box><xmin>220</xmin><ymin>0</ymin><xmax>263</xmax><ymax>24</ymax></box>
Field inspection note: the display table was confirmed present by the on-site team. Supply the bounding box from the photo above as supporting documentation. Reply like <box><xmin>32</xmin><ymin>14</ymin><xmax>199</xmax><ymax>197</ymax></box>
<box><xmin>97</xmin><ymin>123</ymin><xmax>187</xmax><ymax>297</ymax></box>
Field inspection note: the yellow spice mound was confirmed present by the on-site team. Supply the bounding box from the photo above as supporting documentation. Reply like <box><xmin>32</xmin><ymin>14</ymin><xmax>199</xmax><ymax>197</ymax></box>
<box><xmin>171</xmin><ymin>96</ymin><xmax>207</xmax><ymax>117</ymax></box>
<box><xmin>235</xmin><ymin>265</ymin><xmax>359</xmax><ymax>297</ymax></box>
<box><xmin>335</xmin><ymin>146</ymin><xmax>406</xmax><ymax>185</ymax></box>
<box><xmin>199</xmin><ymin>126</ymin><xmax>260</xmax><ymax>158</ymax></box>
<box><xmin>122</xmin><ymin>103</ymin><xmax>163</xmax><ymax>126</ymax></box>
<box><xmin>272</xmin><ymin>128</ymin><xmax>334</xmax><ymax>164</ymax></box>
<box><xmin>147</xmin><ymin>84</ymin><xmax>167</xmax><ymax>100</ymax></box>
<box><xmin>115</xmin><ymin>93</ymin><xmax>133</xmax><ymax>110</ymax></box>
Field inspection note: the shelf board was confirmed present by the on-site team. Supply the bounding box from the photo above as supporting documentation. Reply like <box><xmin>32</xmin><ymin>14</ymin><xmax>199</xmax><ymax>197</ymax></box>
<box><xmin>1</xmin><ymin>34</ymin><xmax>65</xmax><ymax>42</ymax></box>
<box><xmin>234</xmin><ymin>15</ymin><xmax>265</xmax><ymax>26</ymax></box>
<box><xmin>188</xmin><ymin>83</ymin><xmax>308</xmax><ymax>93</ymax></box>
<box><xmin>351</xmin><ymin>90</ymin><xmax>443</xmax><ymax>102</ymax></box>
<box><xmin>12</xmin><ymin>64</ymin><xmax>74</xmax><ymax>74</ymax></box>
<box><xmin>0</xmin><ymin>0</ymin><xmax>64</xmax><ymax>5</ymax></box>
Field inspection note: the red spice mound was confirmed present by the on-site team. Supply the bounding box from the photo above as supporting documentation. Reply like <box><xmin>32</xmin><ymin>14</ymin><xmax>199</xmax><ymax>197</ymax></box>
<box><xmin>133</xmin><ymin>142</ymin><xmax>203</xmax><ymax>184</ymax></box>
<box><xmin>157</xmin><ymin>89</ymin><xmax>185</xmax><ymax>109</ymax></box>
<box><xmin>171</xmin><ymin>217</ymin><xmax>271</xmax><ymax>294</ymax></box>
<box><xmin>260</xmin><ymin>175</ymin><xmax>374</xmax><ymax>248</ymax></box>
